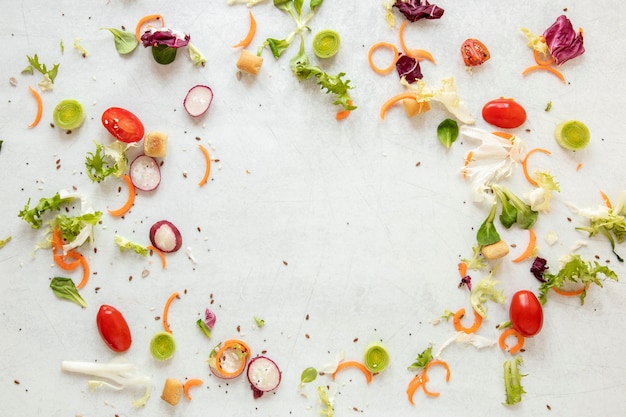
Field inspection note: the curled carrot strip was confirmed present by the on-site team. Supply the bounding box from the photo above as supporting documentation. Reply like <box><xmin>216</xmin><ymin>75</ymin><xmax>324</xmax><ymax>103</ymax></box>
<box><xmin>522</xmin><ymin>147</ymin><xmax>551</xmax><ymax>186</ymax></box>
<box><xmin>458</xmin><ymin>261</ymin><xmax>467</xmax><ymax>278</ymax></box>
<box><xmin>183</xmin><ymin>378</ymin><xmax>203</xmax><ymax>400</ymax></box>
<box><xmin>533</xmin><ymin>49</ymin><xmax>554</xmax><ymax>66</ymax></box>
<box><xmin>600</xmin><ymin>190</ymin><xmax>612</xmax><ymax>209</ymax></box>
<box><xmin>406</xmin><ymin>373</ymin><xmax>427</xmax><ymax>405</ymax></box>
<box><xmin>453</xmin><ymin>308</ymin><xmax>483</xmax><ymax>334</ymax></box>
<box><xmin>332</xmin><ymin>360</ymin><xmax>373</xmax><ymax>384</ymax></box>
<box><xmin>214</xmin><ymin>339</ymin><xmax>251</xmax><ymax>378</ymax></box>
<box><xmin>380</xmin><ymin>92</ymin><xmax>419</xmax><ymax>120</ymax></box>
<box><xmin>421</xmin><ymin>359</ymin><xmax>451</xmax><ymax>396</ymax></box>
<box><xmin>512</xmin><ymin>228</ymin><xmax>537</xmax><ymax>263</ymax></box>
<box><xmin>522</xmin><ymin>65</ymin><xmax>566</xmax><ymax>83</ymax></box>
<box><xmin>28</xmin><ymin>86</ymin><xmax>43</xmax><ymax>128</ymax></box>
<box><xmin>498</xmin><ymin>328</ymin><xmax>525</xmax><ymax>354</ymax></box>
<box><xmin>552</xmin><ymin>283</ymin><xmax>589</xmax><ymax>297</ymax></box>
<box><xmin>463</xmin><ymin>151</ymin><xmax>474</xmax><ymax>179</ymax></box>
<box><xmin>162</xmin><ymin>291</ymin><xmax>180</xmax><ymax>334</ymax></box>
<box><xmin>198</xmin><ymin>144</ymin><xmax>211</xmax><ymax>187</ymax></box>
<box><xmin>135</xmin><ymin>14</ymin><xmax>165</xmax><ymax>42</ymax></box>
<box><xmin>368</xmin><ymin>42</ymin><xmax>399</xmax><ymax>75</ymax></box>
<box><xmin>108</xmin><ymin>175</ymin><xmax>135</xmax><ymax>216</ymax></box>
<box><xmin>232</xmin><ymin>11</ymin><xmax>256</xmax><ymax>48</ymax></box>
<box><xmin>407</xmin><ymin>49</ymin><xmax>436</xmax><ymax>64</ymax></box>
<box><xmin>147</xmin><ymin>244</ymin><xmax>167</xmax><ymax>269</ymax></box>
<box><xmin>576</xmin><ymin>163</ymin><xmax>583</xmax><ymax>172</ymax></box>
<box><xmin>492</xmin><ymin>131</ymin><xmax>514</xmax><ymax>140</ymax></box>
<box><xmin>72</xmin><ymin>251</ymin><xmax>91</xmax><ymax>289</ymax></box>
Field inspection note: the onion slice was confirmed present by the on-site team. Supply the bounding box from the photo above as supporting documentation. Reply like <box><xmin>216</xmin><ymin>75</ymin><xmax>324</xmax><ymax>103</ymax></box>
<box><xmin>130</xmin><ymin>155</ymin><xmax>161</xmax><ymax>191</ymax></box>
<box><xmin>247</xmin><ymin>355</ymin><xmax>281</xmax><ymax>398</ymax></box>
<box><xmin>149</xmin><ymin>220</ymin><xmax>182</xmax><ymax>253</ymax></box>
<box><xmin>184</xmin><ymin>85</ymin><xmax>214</xmax><ymax>117</ymax></box>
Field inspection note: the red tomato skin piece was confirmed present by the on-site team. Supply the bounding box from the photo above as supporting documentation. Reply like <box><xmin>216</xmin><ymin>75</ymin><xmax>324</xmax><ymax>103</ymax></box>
<box><xmin>101</xmin><ymin>107</ymin><xmax>145</xmax><ymax>143</ymax></box>
<box><xmin>96</xmin><ymin>304</ymin><xmax>132</xmax><ymax>352</ymax></box>
<box><xmin>509</xmin><ymin>290</ymin><xmax>543</xmax><ymax>337</ymax></box>
<box><xmin>482</xmin><ymin>98</ymin><xmax>527</xmax><ymax>129</ymax></box>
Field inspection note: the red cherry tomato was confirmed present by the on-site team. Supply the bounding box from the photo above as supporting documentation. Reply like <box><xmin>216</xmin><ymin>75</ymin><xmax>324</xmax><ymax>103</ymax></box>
<box><xmin>509</xmin><ymin>290</ymin><xmax>543</xmax><ymax>337</ymax></box>
<box><xmin>96</xmin><ymin>304</ymin><xmax>132</xmax><ymax>352</ymax></box>
<box><xmin>101</xmin><ymin>107</ymin><xmax>145</xmax><ymax>143</ymax></box>
<box><xmin>482</xmin><ymin>98</ymin><xmax>527</xmax><ymax>129</ymax></box>
<box><xmin>461</xmin><ymin>38</ymin><xmax>490</xmax><ymax>67</ymax></box>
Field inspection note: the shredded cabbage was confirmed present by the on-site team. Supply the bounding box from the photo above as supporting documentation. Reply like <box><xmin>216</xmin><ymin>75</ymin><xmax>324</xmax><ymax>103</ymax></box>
<box><xmin>404</xmin><ymin>77</ymin><xmax>475</xmax><ymax>124</ymax></box>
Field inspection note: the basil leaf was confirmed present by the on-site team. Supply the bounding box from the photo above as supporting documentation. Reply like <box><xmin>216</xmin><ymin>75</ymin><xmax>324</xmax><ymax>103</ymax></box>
<box><xmin>310</xmin><ymin>0</ymin><xmax>323</xmax><ymax>11</ymax></box>
<box><xmin>437</xmin><ymin>118</ymin><xmax>459</xmax><ymax>148</ymax></box>
<box><xmin>300</xmin><ymin>367</ymin><xmax>317</xmax><ymax>384</ymax></box>
<box><xmin>50</xmin><ymin>277</ymin><xmax>87</xmax><ymax>308</ymax></box>
<box><xmin>151</xmin><ymin>45</ymin><xmax>177</xmax><ymax>65</ymax></box>
<box><xmin>101</xmin><ymin>28</ymin><xmax>138</xmax><ymax>55</ymax></box>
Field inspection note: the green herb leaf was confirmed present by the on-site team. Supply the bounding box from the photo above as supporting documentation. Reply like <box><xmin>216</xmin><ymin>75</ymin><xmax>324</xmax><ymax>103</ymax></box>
<box><xmin>50</xmin><ymin>277</ymin><xmax>87</xmax><ymax>308</ymax></box>
<box><xmin>188</xmin><ymin>42</ymin><xmax>207</xmax><ymax>66</ymax></box>
<box><xmin>196</xmin><ymin>319</ymin><xmax>213</xmax><ymax>338</ymax></box>
<box><xmin>53</xmin><ymin>212</ymin><xmax>102</xmax><ymax>242</ymax></box>
<box><xmin>476</xmin><ymin>203</ymin><xmax>501</xmax><ymax>246</ymax></box>
<box><xmin>407</xmin><ymin>346</ymin><xmax>433</xmax><ymax>370</ymax></box>
<box><xmin>300</xmin><ymin>367</ymin><xmax>317</xmax><ymax>384</ymax></box>
<box><xmin>503</xmin><ymin>357</ymin><xmax>525</xmax><ymax>405</ymax></box>
<box><xmin>101</xmin><ymin>28</ymin><xmax>139</xmax><ymax>55</ymax></box>
<box><xmin>437</xmin><ymin>118</ymin><xmax>459</xmax><ymax>148</ymax></box>
<box><xmin>544</xmin><ymin>101</ymin><xmax>552</xmax><ymax>111</ymax></box>
<box><xmin>26</xmin><ymin>54</ymin><xmax>60</xmax><ymax>82</ymax></box>
<box><xmin>274</xmin><ymin>0</ymin><xmax>294</xmax><ymax>13</ymax></box>
<box><xmin>317</xmin><ymin>385</ymin><xmax>333</xmax><ymax>417</ymax></box>
<box><xmin>492</xmin><ymin>184</ymin><xmax>538</xmax><ymax>230</ymax></box>
<box><xmin>310</xmin><ymin>0</ymin><xmax>323</xmax><ymax>11</ymax></box>
<box><xmin>114</xmin><ymin>235</ymin><xmax>148</xmax><ymax>256</ymax></box>
<box><xmin>151</xmin><ymin>45</ymin><xmax>177</xmax><ymax>65</ymax></box>
<box><xmin>254</xmin><ymin>316</ymin><xmax>265</xmax><ymax>327</ymax></box>
<box><xmin>18</xmin><ymin>192</ymin><xmax>74</xmax><ymax>229</ymax></box>
<box><xmin>0</xmin><ymin>236</ymin><xmax>11</xmax><ymax>248</ymax></box>
<box><xmin>85</xmin><ymin>141</ymin><xmax>129</xmax><ymax>183</ymax></box>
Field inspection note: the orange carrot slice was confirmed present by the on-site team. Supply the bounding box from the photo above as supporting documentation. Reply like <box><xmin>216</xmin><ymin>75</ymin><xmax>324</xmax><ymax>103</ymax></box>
<box><xmin>533</xmin><ymin>49</ymin><xmax>554</xmax><ymax>66</ymax></box>
<box><xmin>406</xmin><ymin>373</ymin><xmax>427</xmax><ymax>404</ymax></box>
<box><xmin>576</xmin><ymin>163</ymin><xmax>583</xmax><ymax>171</ymax></box>
<box><xmin>522</xmin><ymin>65</ymin><xmax>566</xmax><ymax>83</ymax></box>
<box><xmin>72</xmin><ymin>251</ymin><xmax>91</xmax><ymax>289</ymax></box>
<box><xmin>600</xmin><ymin>190</ymin><xmax>612</xmax><ymax>209</ymax></box>
<box><xmin>147</xmin><ymin>244</ymin><xmax>167</xmax><ymax>269</ymax></box>
<box><xmin>421</xmin><ymin>359</ymin><xmax>451</xmax><ymax>396</ymax></box>
<box><xmin>198</xmin><ymin>144</ymin><xmax>211</xmax><ymax>187</ymax></box>
<box><xmin>183</xmin><ymin>378</ymin><xmax>203</xmax><ymax>400</ymax></box>
<box><xmin>453</xmin><ymin>307</ymin><xmax>483</xmax><ymax>334</ymax></box>
<box><xmin>332</xmin><ymin>360</ymin><xmax>373</xmax><ymax>384</ymax></box>
<box><xmin>108</xmin><ymin>174</ymin><xmax>135</xmax><ymax>216</ymax></box>
<box><xmin>458</xmin><ymin>261</ymin><xmax>468</xmax><ymax>278</ymax></box>
<box><xmin>380</xmin><ymin>92</ymin><xmax>419</xmax><ymax>120</ymax></box>
<box><xmin>512</xmin><ymin>228</ymin><xmax>537</xmax><ymax>263</ymax></box>
<box><xmin>28</xmin><ymin>86</ymin><xmax>43</xmax><ymax>128</ymax></box>
<box><xmin>213</xmin><ymin>339</ymin><xmax>252</xmax><ymax>378</ymax></box>
<box><xmin>498</xmin><ymin>328</ymin><xmax>525</xmax><ymax>354</ymax></box>
<box><xmin>522</xmin><ymin>148</ymin><xmax>551</xmax><ymax>186</ymax></box>
<box><xmin>232</xmin><ymin>11</ymin><xmax>257</xmax><ymax>48</ymax></box>
<box><xmin>135</xmin><ymin>14</ymin><xmax>165</xmax><ymax>42</ymax></box>
<box><xmin>162</xmin><ymin>291</ymin><xmax>180</xmax><ymax>334</ymax></box>
<box><xmin>368</xmin><ymin>42</ymin><xmax>399</xmax><ymax>75</ymax></box>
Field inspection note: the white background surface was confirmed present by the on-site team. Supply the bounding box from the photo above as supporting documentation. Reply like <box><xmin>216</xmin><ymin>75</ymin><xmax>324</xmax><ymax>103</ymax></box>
<box><xmin>1</xmin><ymin>0</ymin><xmax>626</xmax><ymax>416</ymax></box>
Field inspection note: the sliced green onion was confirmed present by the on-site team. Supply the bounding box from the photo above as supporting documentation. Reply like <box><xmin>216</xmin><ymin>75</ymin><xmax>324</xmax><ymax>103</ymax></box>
<box><xmin>554</xmin><ymin>120</ymin><xmax>590</xmax><ymax>150</ymax></box>
<box><xmin>150</xmin><ymin>331</ymin><xmax>176</xmax><ymax>361</ymax></box>
<box><xmin>52</xmin><ymin>99</ymin><xmax>85</xmax><ymax>130</ymax></box>
<box><xmin>363</xmin><ymin>342</ymin><xmax>390</xmax><ymax>373</ymax></box>
<box><xmin>312</xmin><ymin>29</ymin><xmax>341</xmax><ymax>59</ymax></box>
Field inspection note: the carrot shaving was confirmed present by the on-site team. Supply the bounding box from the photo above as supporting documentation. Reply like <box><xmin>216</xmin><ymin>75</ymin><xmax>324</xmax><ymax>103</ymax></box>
<box><xmin>463</xmin><ymin>151</ymin><xmax>474</xmax><ymax>179</ymax></box>
<box><xmin>232</xmin><ymin>11</ymin><xmax>256</xmax><ymax>48</ymax></box>
<box><xmin>421</xmin><ymin>359</ymin><xmax>451</xmax><ymax>396</ymax></box>
<box><xmin>368</xmin><ymin>42</ymin><xmax>399</xmax><ymax>75</ymax></box>
<box><xmin>380</xmin><ymin>92</ymin><xmax>419</xmax><ymax>120</ymax></box>
<box><xmin>576</xmin><ymin>163</ymin><xmax>583</xmax><ymax>171</ymax></box>
<box><xmin>147</xmin><ymin>244</ymin><xmax>167</xmax><ymax>269</ymax></box>
<box><xmin>335</xmin><ymin>100</ymin><xmax>353</xmax><ymax>121</ymax></box>
<box><xmin>522</xmin><ymin>65</ymin><xmax>566</xmax><ymax>83</ymax></box>
<box><xmin>28</xmin><ymin>86</ymin><xmax>43</xmax><ymax>128</ymax></box>
<box><xmin>162</xmin><ymin>291</ymin><xmax>180</xmax><ymax>334</ymax></box>
<box><xmin>498</xmin><ymin>328</ymin><xmax>525</xmax><ymax>354</ymax></box>
<box><xmin>552</xmin><ymin>283</ymin><xmax>589</xmax><ymax>297</ymax></box>
<box><xmin>492</xmin><ymin>131</ymin><xmax>514</xmax><ymax>140</ymax></box>
<box><xmin>600</xmin><ymin>190</ymin><xmax>612</xmax><ymax>209</ymax></box>
<box><xmin>135</xmin><ymin>14</ymin><xmax>164</xmax><ymax>42</ymax></box>
<box><xmin>512</xmin><ymin>228</ymin><xmax>536</xmax><ymax>263</ymax></box>
<box><xmin>533</xmin><ymin>49</ymin><xmax>554</xmax><ymax>66</ymax></box>
<box><xmin>407</xmin><ymin>49</ymin><xmax>436</xmax><ymax>64</ymax></box>
<box><xmin>72</xmin><ymin>251</ymin><xmax>91</xmax><ymax>289</ymax></box>
<box><xmin>108</xmin><ymin>174</ymin><xmax>135</xmax><ymax>216</ymax></box>
<box><xmin>183</xmin><ymin>378</ymin><xmax>203</xmax><ymax>400</ymax></box>
<box><xmin>214</xmin><ymin>339</ymin><xmax>251</xmax><ymax>378</ymax></box>
<box><xmin>332</xmin><ymin>360</ymin><xmax>373</xmax><ymax>384</ymax></box>
<box><xmin>198</xmin><ymin>144</ymin><xmax>211</xmax><ymax>187</ymax></box>
<box><xmin>458</xmin><ymin>261</ymin><xmax>467</xmax><ymax>278</ymax></box>
<box><xmin>452</xmin><ymin>307</ymin><xmax>483</xmax><ymax>334</ymax></box>
<box><xmin>406</xmin><ymin>373</ymin><xmax>427</xmax><ymax>405</ymax></box>
<box><xmin>521</xmin><ymin>148</ymin><xmax>551</xmax><ymax>186</ymax></box>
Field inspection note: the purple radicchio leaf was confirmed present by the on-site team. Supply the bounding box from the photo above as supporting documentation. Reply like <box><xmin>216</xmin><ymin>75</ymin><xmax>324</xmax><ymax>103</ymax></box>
<box><xmin>396</xmin><ymin>54</ymin><xmax>423</xmax><ymax>83</ymax></box>
<box><xmin>458</xmin><ymin>275</ymin><xmax>472</xmax><ymax>291</ymax></box>
<box><xmin>205</xmin><ymin>308</ymin><xmax>216</xmax><ymax>329</ymax></box>
<box><xmin>251</xmin><ymin>384</ymin><xmax>264</xmax><ymax>399</ymax></box>
<box><xmin>543</xmin><ymin>15</ymin><xmax>585</xmax><ymax>66</ymax></box>
<box><xmin>141</xmin><ymin>28</ymin><xmax>190</xmax><ymax>49</ymax></box>
<box><xmin>530</xmin><ymin>257</ymin><xmax>549</xmax><ymax>282</ymax></box>
<box><xmin>393</xmin><ymin>0</ymin><xmax>444</xmax><ymax>22</ymax></box>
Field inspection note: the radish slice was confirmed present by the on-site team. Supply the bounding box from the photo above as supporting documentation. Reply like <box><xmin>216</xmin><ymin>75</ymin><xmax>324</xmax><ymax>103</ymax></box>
<box><xmin>129</xmin><ymin>155</ymin><xmax>161</xmax><ymax>191</ymax></box>
<box><xmin>149</xmin><ymin>220</ymin><xmax>182</xmax><ymax>253</ymax></box>
<box><xmin>247</xmin><ymin>356</ymin><xmax>281</xmax><ymax>398</ymax></box>
<box><xmin>184</xmin><ymin>85</ymin><xmax>214</xmax><ymax>117</ymax></box>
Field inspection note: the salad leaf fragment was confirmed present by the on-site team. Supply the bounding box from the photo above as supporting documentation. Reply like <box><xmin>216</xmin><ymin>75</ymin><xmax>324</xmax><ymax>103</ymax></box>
<box><xmin>393</xmin><ymin>0</ymin><xmax>444</xmax><ymax>22</ymax></box>
<box><xmin>543</xmin><ymin>15</ymin><xmax>585</xmax><ymax>66</ymax></box>
<box><xmin>298</xmin><ymin>366</ymin><xmax>318</xmax><ymax>389</ymax></box>
<box><xmin>476</xmin><ymin>202</ymin><xmax>501</xmax><ymax>246</ymax></box>
<box><xmin>196</xmin><ymin>308</ymin><xmax>215</xmax><ymax>338</ymax></box>
<box><xmin>114</xmin><ymin>235</ymin><xmax>148</xmax><ymax>256</ymax></box>
<box><xmin>0</xmin><ymin>236</ymin><xmax>11</xmax><ymax>248</ymax></box>
<box><xmin>101</xmin><ymin>28</ymin><xmax>139</xmax><ymax>54</ymax></box>
<box><xmin>492</xmin><ymin>184</ymin><xmax>538</xmax><ymax>230</ymax></box>
<box><xmin>503</xmin><ymin>357</ymin><xmax>525</xmax><ymax>405</ymax></box>
<box><xmin>436</xmin><ymin>118</ymin><xmax>458</xmax><ymax>148</ymax></box>
<box><xmin>470</xmin><ymin>270</ymin><xmax>505</xmax><ymax>318</ymax></box>
<box><xmin>18</xmin><ymin>192</ymin><xmax>74</xmax><ymax>229</ymax></box>
<box><xmin>25</xmin><ymin>54</ymin><xmax>60</xmax><ymax>83</ymax></box>
<box><xmin>396</xmin><ymin>54</ymin><xmax>422</xmax><ymax>83</ymax></box>
<box><xmin>407</xmin><ymin>346</ymin><xmax>433</xmax><ymax>370</ymax></box>
<box><xmin>85</xmin><ymin>141</ymin><xmax>131</xmax><ymax>182</ymax></box>
<box><xmin>50</xmin><ymin>277</ymin><xmax>87</xmax><ymax>308</ymax></box>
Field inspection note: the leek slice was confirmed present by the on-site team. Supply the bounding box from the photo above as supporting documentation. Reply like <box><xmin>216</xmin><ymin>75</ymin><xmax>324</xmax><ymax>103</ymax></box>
<box><xmin>554</xmin><ymin>120</ymin><xmax>590</xmax><ymax>150</ymax></box>
<box><xmin>53</xmin><ymin>99</ymin><xmax>85</xmax><ymax>130</ymax></box>
<box><xmin>363</xmin><ymin>342</ymin><xmax>390</xmax><ymax>373</ymax></box>
<box><xmin>312</xmin><ymin>29</ymin><xmax>341</xmax><ymax>59</ymax></box>
<box><xmin>150</xmin><ymin>331</ymin><xmax>176</xmax><ymax>361</ymax></box>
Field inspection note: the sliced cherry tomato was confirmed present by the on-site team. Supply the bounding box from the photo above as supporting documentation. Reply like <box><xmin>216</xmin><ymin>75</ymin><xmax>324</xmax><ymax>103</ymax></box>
<box><xmin>482</xmin><ymin>98</ymin><xmax>527</xmax><ymax>129</ymax></box>
<box><xmin>101</xmin><ymin>107</ymin><xmax>145</xmax><ymax>143</ymax></box>
<box><xmin>509</xmin><ymin>290</ymin><xmax>543</xmax><ymax>337</ymax></box>
<box><xmin>460</xmin><ymin>38</ymin><xmax>490</xmax><ymax>67</ymax></box>
<box><xmin>96</xmin><ymin>304</ymin><xmax>132</xmax><ymax>352</ymax></box>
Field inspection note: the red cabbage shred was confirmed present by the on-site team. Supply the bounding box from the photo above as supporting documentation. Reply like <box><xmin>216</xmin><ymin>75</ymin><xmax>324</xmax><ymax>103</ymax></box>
<box><xmin>393</xmin><ymin>0</ymin><xmax>444</xmax><ymax>22</ymax></box>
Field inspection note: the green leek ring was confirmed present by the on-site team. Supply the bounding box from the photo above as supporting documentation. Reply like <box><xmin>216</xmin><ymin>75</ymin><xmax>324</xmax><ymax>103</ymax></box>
<box><xmin>312</xmin><ymin>29</ymin><xmax>341</xmax><ymax>59</ymax></box>
<box><xmin>363</xmin><ymin>342</ymin><xmax>390</xmax><ymax>373</ymax></box>
<box><xmin>150</xmin><ymin>331</ymin><xmax>176</xmax><ymax>361</ymax></box>
<box><xmin>52</xmin><ymin>99</ymin><xmax>85</xmax><ymax>130</ymax></box>
<box><xmin>554</xmin><ymin>120</ymin><xmax>590</xmax><ymax>151</ymax></box>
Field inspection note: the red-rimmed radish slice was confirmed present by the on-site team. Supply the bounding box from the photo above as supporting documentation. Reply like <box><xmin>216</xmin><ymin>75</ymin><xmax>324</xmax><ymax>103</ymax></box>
<box><xmin>247</xmin><ymin>356</ymin><xmax>281</xmax><ymax>399</ymax></box>
<box><xmin>149</xmin><ymin>220</ymin><xmax>182</xmax><ymax>253</ymax></box>
<box><xmin>184</xmin><ymin>85</ymin><xmax>214</xmax><ymax>117</ymax></box>
<box><xmin>129</xmin><ymin>155</ymin><xmax>161</xmax><ymax>191</ymax></box>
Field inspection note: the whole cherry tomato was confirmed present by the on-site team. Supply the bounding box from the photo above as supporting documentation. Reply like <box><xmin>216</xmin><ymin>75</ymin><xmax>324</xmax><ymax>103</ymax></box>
<box><xmin>461</xmin><ymin>38</ymin><xmax>490</xmax><ymax>67</ymax></box>
<box><xmin>482</xmin><ymin>98</ymin><xmax>527</xmax><ymax>129</ymax></box>
<box><xmin>96</xmin><ymin>304</ymin><xmax>132</xmax><ymax>352</ymax></box>
<box><xmin>101</xmin><ymin>107</ymin><xmax>145</xmax><ymax>143</ymax></box>
<box><xmin>509</xmin><ymin>290</ymin><xmax>543</xmax><ymax>337</ymax></box>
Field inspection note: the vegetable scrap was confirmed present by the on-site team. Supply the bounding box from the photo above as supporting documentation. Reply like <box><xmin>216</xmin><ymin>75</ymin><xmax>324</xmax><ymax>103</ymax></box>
<box><xmin>461</xmin><ymin>38</ymin><xmax>490</xmax><ymax>68</ymax></box>
<box><xmin>96</xmin><ymin>304</ymin><xmax>133</xmax><ymax>352</ymax></box>
<box><xmin>27</xmin><ymin>86</ymin><xmax>43</xmax><ymax>128</ymax></box>
<box><xmin>52</xmin><ymin>99</ymin><xmax>85</xmax><ymax>130</ymax></box>
<box><xmin>498</xmin><ymin>328</ymin><xmax>525</xmax><ymax>355</ymax></box>
<box><xmin>108</xmin><ymin>174</ymin><xmax>136</xmax><ymax>216</ymax></box>
<box><xmin>162</xmin><ymin>291</ymin><xmax>180</xmax><ymax>333</ymax></box>
<box><xmin>503</xmin><ymin>357</ymin><xmax>525</xmax><ymax>405</ymax></box>
<box><xmin>232</xmin><ymin>11</ymin><xmax>257</xmax><ymax>48</ymax></box>
<box><xmin>312</xmin><ymin>29</ymin><xmax>341</xmax><ymax>58</ymax></box>
<box><xmin>331</xmin><ymin>360</ymin><xmax>373</xmax><ymax>384</ymax></box>
<box><xmin>554</xmin><ymin>119</ymin><xmax>590</xmax><ymax>150</ymax></box>
<box><xmin>150</xmin><ymin>331</ymin><xmax>177</xmax><ymax>361</ymax></box>
<box><xmin>393</xmin><ymin>0</ymin><xmax>444</xmax><ymax>22</ymax></box>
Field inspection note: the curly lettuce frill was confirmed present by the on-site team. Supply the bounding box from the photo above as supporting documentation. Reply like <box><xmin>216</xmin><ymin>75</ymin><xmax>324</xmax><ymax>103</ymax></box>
<box><xmin>543</xmin><ymin>15</ymin><xmax>585</xmax><ymax>65</ymax></box>
<box><xmin>393</xmin><ymin>0</ymin><xmax>444</xmax><ymax>22</ymax></box>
